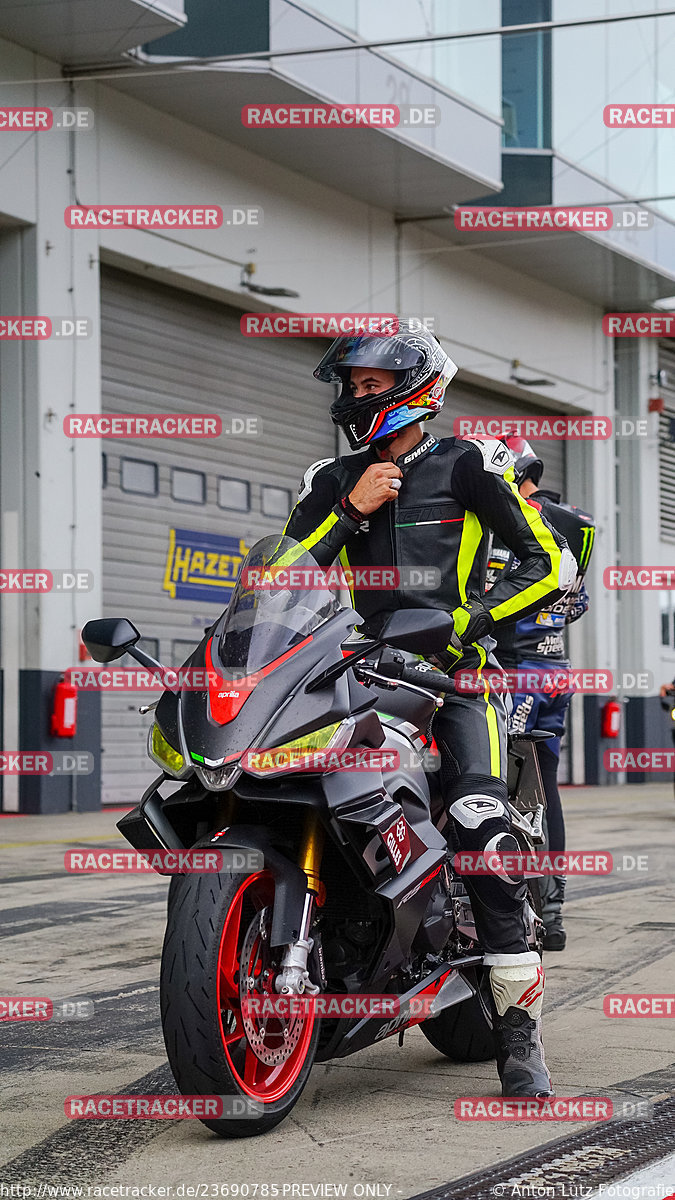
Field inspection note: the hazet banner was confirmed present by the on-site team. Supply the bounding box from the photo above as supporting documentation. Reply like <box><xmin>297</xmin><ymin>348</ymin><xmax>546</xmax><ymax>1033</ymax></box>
<box><xmin>163</xmin><ymin>528</ymin><xmax>249</xmax><ymax>603</ymax></box>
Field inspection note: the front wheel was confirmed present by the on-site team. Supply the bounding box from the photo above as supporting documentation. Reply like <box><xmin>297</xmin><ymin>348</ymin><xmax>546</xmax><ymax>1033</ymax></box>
<box><xmin>161</xmin><ymin>860</ymin><xmax>320</xmax><ymax>1137</ymax></box>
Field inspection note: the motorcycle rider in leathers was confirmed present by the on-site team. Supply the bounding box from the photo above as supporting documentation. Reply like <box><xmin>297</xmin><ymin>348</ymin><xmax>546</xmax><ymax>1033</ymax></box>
<box><xmin>485</xmin><ymin>437</ymin><xmax>594</xmax><ymax>952</ymax></box>
<box><xmin>284</xmin><ymin>323</ymin><xmax>577</xmax><ymax>1097</ymax></box>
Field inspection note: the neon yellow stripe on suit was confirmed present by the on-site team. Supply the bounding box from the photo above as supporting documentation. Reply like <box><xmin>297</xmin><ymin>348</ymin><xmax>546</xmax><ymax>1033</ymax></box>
<box><xmin>274</xmin><ymin>510</ymin><xmax>341</xmax><ymax>566</ymax></box>
<box><xmin>483</xmin><ymin>680</ymin><xmax>501</xmax><ymax>777</ymax></box>
<box><xmin>488</xmin><ymin>482</ymin><xmax>561</xmax><ymax>621</ymax></box>
<box><xmin>456</xmin><ymin>512</ymin><xmax>483</xmax><ymax>604</ymax></box>
<box><xmin>338</xmin><ymin>545</ymin><xmax>355</xmax><ymax>607</ymax></box>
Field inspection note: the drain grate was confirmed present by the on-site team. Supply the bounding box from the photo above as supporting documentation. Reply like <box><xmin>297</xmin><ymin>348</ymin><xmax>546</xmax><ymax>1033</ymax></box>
<box><xmin>411</xmin><ymin>1093</ymin><xmax>675</xmax><ymax>1200</ymax></box>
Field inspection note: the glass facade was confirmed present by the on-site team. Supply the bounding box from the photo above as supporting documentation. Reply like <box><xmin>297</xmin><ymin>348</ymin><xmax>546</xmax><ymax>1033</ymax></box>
<box><xmin>552</xmin><ymin>0</ymin><xmax>675</xmax><ymax>219</ymax></box>
<box><xmin>301</xmin><ymin>0</ymin><xmax>502</xmax><ymax>117</ymax></box>
<box><xmin>502</xmin><ymin>0</ymin><xmax>551</xmax><ymax>148</ymax></box>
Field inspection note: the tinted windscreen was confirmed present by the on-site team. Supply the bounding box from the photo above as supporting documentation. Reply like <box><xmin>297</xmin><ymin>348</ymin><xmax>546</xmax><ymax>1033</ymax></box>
<box><xmin>217</xmin><ymin>535</ymin><xmax>341</xmax><ymax>675</ymax></box>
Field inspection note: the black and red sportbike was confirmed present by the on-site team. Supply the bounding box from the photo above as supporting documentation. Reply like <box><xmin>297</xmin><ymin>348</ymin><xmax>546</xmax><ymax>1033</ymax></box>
<box><xmin>83</xmin><ymin>535</ymin><xmax>547</xmax><ymax>1138</ymax></box>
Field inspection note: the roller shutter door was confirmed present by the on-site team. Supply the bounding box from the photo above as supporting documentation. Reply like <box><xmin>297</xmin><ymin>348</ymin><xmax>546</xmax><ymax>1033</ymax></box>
<box><xmin>100</xmin><ymin>267</ymin><xmax>336</xmax><ymax>805</ymax></box>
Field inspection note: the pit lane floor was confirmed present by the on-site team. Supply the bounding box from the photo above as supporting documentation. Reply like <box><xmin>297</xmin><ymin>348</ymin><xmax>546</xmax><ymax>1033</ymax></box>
<box><xmin>1</xmin><ymin>783</ymin><xmax>674</xmax><ymax>1198</ymax></box>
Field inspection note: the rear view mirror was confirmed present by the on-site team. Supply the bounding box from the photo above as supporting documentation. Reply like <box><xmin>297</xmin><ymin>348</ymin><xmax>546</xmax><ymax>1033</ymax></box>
<box><xmin>379</xmin><ymin>608</ymin><xmax>454</xmax><ymax>656</ymax></box>
<box><xmin>82</xmin><ymin>617</ymin><xmax>141</xmax><ymax>663</ymax></box>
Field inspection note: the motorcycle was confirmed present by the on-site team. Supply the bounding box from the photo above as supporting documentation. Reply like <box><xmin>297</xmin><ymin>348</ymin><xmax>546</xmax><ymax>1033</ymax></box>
<box><xmin>82</xmin><ymin>534</ymin><xmax>547</xmax><ymax>1138</ymax></box>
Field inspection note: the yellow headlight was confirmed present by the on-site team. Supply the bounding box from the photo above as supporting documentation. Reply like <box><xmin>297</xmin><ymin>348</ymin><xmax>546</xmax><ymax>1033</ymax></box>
<box><xmin>271</xmin><ymin>722</ymin><xmax>342</xmax><ymax>755</ymax></box>
<box><xmin>149</xmin><ymin>724</ymin><xmax>186</xmax><ymax>777</ymax></box>
<box><xmin>244</xmin><ymin>721</ymin><xmax>350</xmax><ymax>777</ymax></box>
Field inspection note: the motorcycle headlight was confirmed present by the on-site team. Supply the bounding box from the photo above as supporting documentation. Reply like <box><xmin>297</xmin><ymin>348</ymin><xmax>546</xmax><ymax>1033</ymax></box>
<box><xmin>148</xmin><ymin>723</ymin><xmax>190</xmax><ymax>778</ymax></box>
<box><xmin>243</xmin><ymin>719</ymin><xmax>355</xmax><ymax>777</ymax></box>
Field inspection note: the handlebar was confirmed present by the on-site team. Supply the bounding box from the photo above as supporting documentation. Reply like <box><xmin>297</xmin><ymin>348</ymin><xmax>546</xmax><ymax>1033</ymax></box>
<box><xmin>397</xmin><ymin>663</ymin><xmax>456</xmax><ymax>695</ymax></box>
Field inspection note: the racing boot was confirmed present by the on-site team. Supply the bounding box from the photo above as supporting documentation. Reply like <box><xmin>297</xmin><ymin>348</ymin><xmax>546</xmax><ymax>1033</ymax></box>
<box><xmin>540</xmin><ymin>874</ymin><xmax>566</xmax><ymax>951</ymax></box>
<box><xmin>487</xmin><ymin>953</ymin><xmax>554</xmax><ymax>1098</ymax></box>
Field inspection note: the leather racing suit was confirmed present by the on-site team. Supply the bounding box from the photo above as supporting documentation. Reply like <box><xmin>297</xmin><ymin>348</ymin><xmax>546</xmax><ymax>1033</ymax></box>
<box><xmin>284</xmin><ymin>431</ymin><xmax>576</xmax><ymax>959</ymax></box>
<box><xmin>486</xmin><ymin>488</ymin><xmax>594</xmax><ymax>948</ymax></box>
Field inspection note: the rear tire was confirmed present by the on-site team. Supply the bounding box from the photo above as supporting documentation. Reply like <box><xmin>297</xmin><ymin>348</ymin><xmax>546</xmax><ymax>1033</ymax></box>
<box><xmin>161</xmin><ymin>857</ymin><xmax>319</xmax><ymax>1138</ymax></box>
<box><xmin>421</xmin><ymin>970</ymin><xmax>495</xmax><ymax>1062</ymax></box>
<box><xmin>421</xmin><ymin>877</ymin><xmax>543</xmax><ymax>1063</ymax></box>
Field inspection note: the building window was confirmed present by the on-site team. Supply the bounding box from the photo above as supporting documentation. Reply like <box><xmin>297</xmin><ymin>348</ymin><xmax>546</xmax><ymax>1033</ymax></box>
<box><xmin>171</xmin><ymin>468</ymin><xmax>206</xmax><ymax>505</ymax></box>
<box><xmin>218</xmin><ymin>477</ymin><xmax>250</xmax><ymax>511</ymax></box>
<box><xmin>502</xmin><ymin>0</ymin><xmax>552</xmax><ymax>149</ymax></box>
<box><xmin>120</xmin><ymin>458</ymin><xmax>158</xmax><ymax>496</ymax></box>
<box><xmin>262</xmin><ymin>485</ymin><xmax>292</xmax><ymax>519</ymax></box>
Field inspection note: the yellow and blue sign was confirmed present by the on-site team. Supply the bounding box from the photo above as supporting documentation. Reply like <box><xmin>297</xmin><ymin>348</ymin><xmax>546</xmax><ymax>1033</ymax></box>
<box><xmin>163</xmin><ymin>528</ymin><xmax>249</xmax><ymax>603</ymax></box>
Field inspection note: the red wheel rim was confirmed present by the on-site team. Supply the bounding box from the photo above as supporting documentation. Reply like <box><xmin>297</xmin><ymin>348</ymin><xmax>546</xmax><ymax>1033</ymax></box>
<box><xmin>216</xmin><ymin>870</ymin><xmax>316</xmax><ymax>1102</ymax></box>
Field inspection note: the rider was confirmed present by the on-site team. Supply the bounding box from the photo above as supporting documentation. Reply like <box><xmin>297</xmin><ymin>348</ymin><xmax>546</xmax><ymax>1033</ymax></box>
<box><xmin>284</xmin><ymin>323</ymin><xmax>577</xmax><ymax>1098</ymax></box>
<box><xmin>485</xmin><ymin>438</ymin><xmax>594</xmax><ymax>952</ymax></box>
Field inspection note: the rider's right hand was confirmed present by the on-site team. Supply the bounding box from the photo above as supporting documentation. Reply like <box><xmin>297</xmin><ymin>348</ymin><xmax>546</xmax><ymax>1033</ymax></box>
<box><xmin>348</xmin><ymin>462</ymin><xmax>403</xmax><ymax>516</ymax></box>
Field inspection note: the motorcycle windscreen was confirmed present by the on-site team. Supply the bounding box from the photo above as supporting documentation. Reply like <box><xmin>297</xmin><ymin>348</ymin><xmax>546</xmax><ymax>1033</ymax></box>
<box><xmin>179</xmin><ymin>535</ymin><xmax>346</xmax><ymax>764</ymax></box>
<box><xmin>216</xmin><ymin>534</ymin><xmax>341</xmax><ymax>675</ymax></box>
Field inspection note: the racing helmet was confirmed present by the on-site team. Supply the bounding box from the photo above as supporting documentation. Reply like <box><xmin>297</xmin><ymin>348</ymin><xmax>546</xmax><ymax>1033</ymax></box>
<box><xmin>502</xmin><ymin>435</ymin><xmax>544</xmax><ymax>487</ymax></box>
<box><xmin>314</xmin><ymin>321</ymin><xmax>458</xmax><ymax>451</ymax></box>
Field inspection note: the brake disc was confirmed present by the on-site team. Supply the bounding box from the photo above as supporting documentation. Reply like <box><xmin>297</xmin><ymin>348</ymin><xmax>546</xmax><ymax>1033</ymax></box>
<box><xmin>239</xmin><ymin>907</ymin><xmax>307</xmax><ymax>1066</ymax></box>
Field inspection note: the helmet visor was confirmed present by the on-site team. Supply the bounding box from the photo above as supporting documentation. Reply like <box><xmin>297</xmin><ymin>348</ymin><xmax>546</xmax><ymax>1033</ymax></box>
<box><xmin>314</xmin><ymin>334</ymin><xmax>425</xmax><ymax>383</ymax></box>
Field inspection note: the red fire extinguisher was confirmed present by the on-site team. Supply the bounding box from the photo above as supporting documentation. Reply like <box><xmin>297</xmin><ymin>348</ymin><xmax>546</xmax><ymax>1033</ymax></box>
<box><xmin>51</xmin><ymin>675</ymin><xmax>78</xmax><ymax>738</ymax></box>
<box><xmin>601</xmin><ymin>698</ymin><xmax>621</xmax><ymax>739</ymax></box>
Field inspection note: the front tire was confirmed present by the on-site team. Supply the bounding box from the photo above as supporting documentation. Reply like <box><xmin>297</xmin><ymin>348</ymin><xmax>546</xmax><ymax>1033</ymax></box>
<box><xmin>161</xmin><ymin>861</ymin><xmax>319</xmax><ymax>1137</ymax></box>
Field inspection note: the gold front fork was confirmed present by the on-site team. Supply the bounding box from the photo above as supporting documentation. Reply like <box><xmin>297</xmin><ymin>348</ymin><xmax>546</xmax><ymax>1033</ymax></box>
<box><xmin>298</xmin><ymin>809</ymin><xmax>325</xmax><ymax>895</ymax></box>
